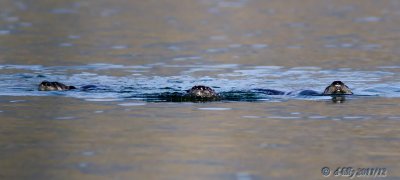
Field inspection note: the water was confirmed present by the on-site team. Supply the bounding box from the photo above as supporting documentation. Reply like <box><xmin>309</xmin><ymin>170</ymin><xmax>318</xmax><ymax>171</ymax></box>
<box><xmin>1</xmin><ymin>0</ymin><xmax>400</xmax><ymax>179</ymax></box>
<box><xmin>1</xmin><ymin>64</ymin><xmax>399</xmax><ymax>100</ymax></box>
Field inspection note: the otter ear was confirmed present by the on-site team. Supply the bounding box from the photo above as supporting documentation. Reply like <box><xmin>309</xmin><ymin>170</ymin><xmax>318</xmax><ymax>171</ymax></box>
<box><xmin>332</xmin><ymin>81</ymin><xmax>341</xmax><ymax>85</ymax></box>
<box><xmin>41</xmin><ymin>81</ymin><xmax>50</xmax><ymax>85</ymax></box>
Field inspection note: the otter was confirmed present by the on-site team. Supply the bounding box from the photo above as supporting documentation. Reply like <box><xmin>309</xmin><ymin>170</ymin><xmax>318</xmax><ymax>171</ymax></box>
<box><xmin>38</xmin><ymin>81</ymin><xmax>76</xmax><ymax>91</ymax></box>
<box><xmin>151</xmin><ymin>85</ymin><xmax>219</xmax><ymax>102</ymax></box>
<box><xmin>186</xmin><ymin>85</ymin><xmax>218</xmax><ymax>99</ymax></box>
<box><xmin>323</xmin><ymin>81</ymin><xmax>353</xmax><ymax>95</ymax></box>
<box><xmin>37</xmin><ymin>80</ymin><xmax>353</xmax><ymax>102</ymax></box>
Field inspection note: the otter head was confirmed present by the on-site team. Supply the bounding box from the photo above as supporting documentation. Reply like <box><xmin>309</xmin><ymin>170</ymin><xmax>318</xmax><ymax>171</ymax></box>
<box><xmin>38</xmin><ymin>81</ymin><xmax>76</xmax><ymax>91</ymax></box>
<box><xmin>187</xmin><ymin>85</ymin><xmax>217</xmax><ymax>98</ymax></box>
<box><xmin>39</xmin><ymin>81</ymin><xmax>58</xmax><ymax>91</ymax></box>
<box><xmin>323</xmin><ymin>81</ymin><xmax>353</xmax><ymax>95</ymax></box>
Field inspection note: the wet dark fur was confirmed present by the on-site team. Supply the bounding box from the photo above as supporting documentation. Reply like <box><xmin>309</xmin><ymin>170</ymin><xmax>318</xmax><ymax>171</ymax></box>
<box><xmin>323</xmin><ymin>81</ymin><xmax>352</xmax><ymax>95</ymax></box>
<box><xmin>38</xmin><ymin>81</ymin><xmax>76</xmax><ymax>91</ymax></box>
<box><xmin>186</xmin><ymin>85</ymin><xmax>218</xmax><ymax>98</ymax></box>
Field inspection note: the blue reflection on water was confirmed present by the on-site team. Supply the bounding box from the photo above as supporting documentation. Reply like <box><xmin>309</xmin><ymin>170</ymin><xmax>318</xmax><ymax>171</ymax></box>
<box><xmin>0</xmin><ymin>64</ymin><xmax>399</xmax><ymax>102</ymax></box>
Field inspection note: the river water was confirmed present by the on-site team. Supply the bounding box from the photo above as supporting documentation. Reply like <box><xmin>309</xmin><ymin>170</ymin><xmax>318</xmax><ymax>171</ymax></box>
<box><xmin>0</xmin><ymin>0</ymin><xmax>400</xmax><ymax>179</ymax></box>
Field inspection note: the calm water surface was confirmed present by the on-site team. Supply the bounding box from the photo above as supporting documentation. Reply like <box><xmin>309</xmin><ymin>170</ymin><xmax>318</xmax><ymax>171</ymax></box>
<box><xmin>0</xmin><ymin>0</ymin><xmax>400</xmax><ymax>179</ymax></box>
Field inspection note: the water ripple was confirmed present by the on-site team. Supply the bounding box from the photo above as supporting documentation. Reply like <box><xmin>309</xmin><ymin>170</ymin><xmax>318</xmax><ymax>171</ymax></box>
<box><xmin>0</xmin><ymin>64</ymin><xmax>399</xmax><ymax>101</ymax></box>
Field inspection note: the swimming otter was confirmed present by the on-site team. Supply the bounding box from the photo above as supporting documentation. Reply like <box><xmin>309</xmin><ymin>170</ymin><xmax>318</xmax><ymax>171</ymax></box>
<box><xmin>187</xmin><ymin>85</ymin><xmax>218</xmax><ymax>98</ymax></box>
<box><xmin>38</xmin><ymin>81</ymin><xmax>76</xmax><ymax>91</ymax></box>
<box><xmin>323</xmin><ymin>81</ymin><xmax>352</xmax><ymax>95</ymax></box>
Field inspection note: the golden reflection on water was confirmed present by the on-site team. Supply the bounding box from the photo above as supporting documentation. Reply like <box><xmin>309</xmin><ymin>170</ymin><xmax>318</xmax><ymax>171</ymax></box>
<box><xmin>0</xmin><ymin>0</ymin><xmax>399</xmax><ymax>68</ymax></box>
<box><xmin>0</xmin><ymin>96</ymin><xmax>399</xmax><ymax>179</ymax></box>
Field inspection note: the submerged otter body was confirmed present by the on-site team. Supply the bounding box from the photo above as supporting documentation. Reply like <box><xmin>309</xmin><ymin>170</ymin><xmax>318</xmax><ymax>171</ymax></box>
<box><xmin>323</xmin><ymin>81</ymin><xmax>353</xmax><ymax>95</ymax></box>
<box><xmin>37</xmin><ymin>80</ymin><xmax>353</xmax><ymax>102</ymax></box>
<box><xmin>38</xmin><ymin>81</ymin><xmax>76</xmax><ymax>91</ymax></box>
<box><xmin>186</xmin><ymin>85</ymin><xmax>218</xmax><ymax>99</ymax></box>
<box><xmin>155</xmin><ymin>85</ymin><xmax>219</xmax><ymax>102</ymax></box>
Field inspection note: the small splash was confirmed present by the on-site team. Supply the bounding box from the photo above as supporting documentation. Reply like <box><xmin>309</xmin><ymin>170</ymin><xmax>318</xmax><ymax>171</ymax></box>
<box><xmin>198</xmin><ymin>107</ymin><xmax>232</xmax><ymax>111</ymax></box>
<box><xmin>324</xmin><ymin>44</ymin><xmax>337</xmax><ymax>48</ymax></box>
<box><xmin>118</xmin><ymin>102</ymin><xmax>146</xmax><ymax>106</ymax></box>
<box><xmin>4</xmin><ymin>17</ymin><xmax>19</xmax><ymax>22</ymax></box>
<box><xmin>78</xmin><ymin>162</ymin><xmax>89</xmax><ymax>168</ymax></box>
<box><xmin>68</xmin><ymin>35</ymin><xmax>80</xmax><ymax>39</ymax></box>
<box><xmin>267</xmin><ymin>116</ymin><xmax>300</xmax><ymax>119</ymax></box>
<box><xmin>111</xmin><ymin>45</ymin><xmax>129</xmax><ymax>50</ymax></box>
<box><xmin>208</xmin><ymin>7</ymin><xmax>220</xmax><ymax>14</ymax></box>
<box><xmin>85</xmin><ymin>63</ymin><xmax>125</xmax><ymax>69</ymax></box>
<box><xmin>251</xmin><ymin>44</ymin><xmax>269</xmax><ymax>49</ymax></box>
<box><xmin>51</xmin><ymin>8</ymin><xmax>77</xmax><ymax>14</ymax></box>
<box><xmin>290</xmin><ymin>66</ymin><xmax>321</xmax><ymax>70</ymax></box>
<box><xmin>308</xmin><ymin>115</ymin><xmax>327</xmax><ymax>119</ymax></box>
<box><xmin>340</xmin><ymin>43</ymin><xmax>354</xmax><ymax>48</ymax></box>
<box><xmin>167</xmin><ymin>45</ymin><xmax>181</xmax><ymax>51</ymax></box>
<box><xmin>218</xmin><ymin>1</ymin><xmax>247</xmax><ymax>8</ymax></box>
<box><xmin>354</xmin><ymin>16</ymin><xmax>382</xmax><ymax>23</ymax></box>
<box><xmin>59</xmin><ymin>43</ymin><xmax>73</xmax><ymax>47</ymax></box>
<box><xmin>81</xmin><ymin>151</ymin><xmax>95</xmax><ymax>156</ymax></box>
<box><xmin>100</xmin><ymin>9</ymin><xmax>120</xmax><ymax>17</ymax></box>
<box><xmin>210</xmin><ymin>35</ymin><xmax>228</xmax><ymax>41</ymax></box>
<box><xmin>205</xmin><ymin>48</ymin><xmax>228</xmax><ymax>54</ymax></box>
<box><xmin>261</xmin><ymin>99</ymin><xmax>283</xmax><ymax>102</ymax></box>
<box><xmin>235</xmin><ymin>172</ymin><xmax>253</xmax><ymax>180</ymax></box>
<box><xmin>259</xmin><ymin>143</ymin><xmax>285</xmax><ymax>149</ymax></box>
<box><xmin>343</xmin><ymin>116</ymin><xmax>367</xmax><ymax>120</ymax></box>
<box><xmin>242</xmin><ymin>115</ymin><xmax>261</xmax><ymax>119</ymax></box>
<box><xmin>10</xmin><ymin>100</ymin><xmax>26</xmax><ymax>103</ymax></box>
<box><xmin>19</xmin><ymin>22</ymin><xmax>32</xmax><ymax>27</ymax></box>
<box><xmin>287</xmin><ymin>45</ymin><xmax>302</xmax><ymax>49</ymax></box>
<box><xmin>55</xmin><ymin>116</ymin><xmax>76</xmax><ymax>120</ymax></box>
<box><xmin>378</xmin><ymin>66</ymin><xmax>400</xmax><ymax>69</ymax></box>
<box><xmin>360</xmin><ymin>44</ymin><xmax>381</xmax><ymax>50</ymax></box>
<box><xmin>325</xmin><ymin>43</ymin><xmax>355</xmax><ymax>49</ymax></box>
<box><xmin>85</xmin><ymin>98</ymin><xmax>123</xmax><ymax>102</ymax></box>
<box><xmin>172</xmin><ymin>56</ymin><xmax>202</xmax><ymax>61</ymax></box>
<box><xmin>287</xmin><ymin>22</ymin><xmax>308</xmax><ymax>28</ymax></box>
<box><xmin>228</xmin><ymin>44</ymin><xmax>243</xmax><ymax>48</ymax></box>
<box><xmin>15</xmin><ymin>2</ymin><xmax>28</xmax><ymax>10</ymax></box>
<box><xmin>3</xmin><ymin>64</ymin><xmax>43</xmax><ymax>70</ymax></box>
